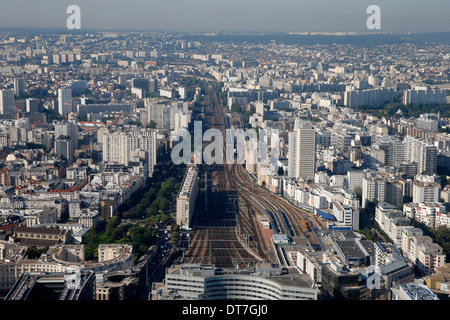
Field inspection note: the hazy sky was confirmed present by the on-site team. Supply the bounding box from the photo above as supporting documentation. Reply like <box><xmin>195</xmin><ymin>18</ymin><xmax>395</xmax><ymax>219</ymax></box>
<box><xmin>0</xmin><ymin>0</ymin><xmax>449</xmax><ymax>32</ymax></box>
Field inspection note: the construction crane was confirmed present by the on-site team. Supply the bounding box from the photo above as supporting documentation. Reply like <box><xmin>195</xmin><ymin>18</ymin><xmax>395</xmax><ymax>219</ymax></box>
<box><xmin>11</xmin><ymin>105</ymin><xmax>21</xmax><ymax>120</ymax></box>
<box><xmin>64</xmin><ymin>102</ymin><xmax>71</xmax><ymax>120</ymax></box>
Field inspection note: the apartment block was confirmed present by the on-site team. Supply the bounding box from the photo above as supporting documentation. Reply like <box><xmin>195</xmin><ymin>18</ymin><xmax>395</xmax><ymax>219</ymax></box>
<box><xmin>176</xmin><ymin>166</ymin><xmax>199</xmax><ymax>229</ymax></box>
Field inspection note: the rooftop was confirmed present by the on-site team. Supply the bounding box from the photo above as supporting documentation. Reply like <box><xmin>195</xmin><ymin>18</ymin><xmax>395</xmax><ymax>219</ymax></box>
<box><xmin>399</xmin><ymin>283</ymin><xmax>438</xmax><ymax>300</ymax></box>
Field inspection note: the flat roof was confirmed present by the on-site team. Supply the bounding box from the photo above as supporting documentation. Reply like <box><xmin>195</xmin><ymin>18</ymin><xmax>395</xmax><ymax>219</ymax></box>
<box><xmin>400</xmin><ymin>283</ymin><xmax>438</xmax><ymax>300</ymax></box>
<box><xmin>316</xmin><ymin>210</ymin><xmax>336</xmax><ymax>220</ymax></box>
<box><xmin>336</xmin><ymin>240</ymin><xmax>368</xmax><ymax>259</ymax></box>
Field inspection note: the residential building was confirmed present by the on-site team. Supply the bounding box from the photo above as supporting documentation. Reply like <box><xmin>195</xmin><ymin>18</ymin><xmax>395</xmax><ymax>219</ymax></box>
<box><xmin>58</xmin><ymin>88</ymin><xmax>72</xmax><ymax>117</ymax></box>
<box><xmin>403</xmin><ymin>88</ymin><xmax>447</xmax><ymax>106</ymax></box>
<box><xmin>176</xmin><ymin>166</ymin><xmax>199</xmax><ymax>229</ymax></box>
<box><xmin>412</xmin><ymin>181</ymin><xmax>440</xmax><ymax>203</ymax></box>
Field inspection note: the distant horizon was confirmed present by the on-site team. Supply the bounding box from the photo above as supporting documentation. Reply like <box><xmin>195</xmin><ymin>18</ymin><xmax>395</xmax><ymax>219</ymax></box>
<box><xmin>0</xmin><ymin>0</ymin><xmax>448</xmax><ymax>34</ymax></box>
<box><xmin>0</xmin><ymin>26</ymin><xmax>449</xmax><ymax>35</ymax></box>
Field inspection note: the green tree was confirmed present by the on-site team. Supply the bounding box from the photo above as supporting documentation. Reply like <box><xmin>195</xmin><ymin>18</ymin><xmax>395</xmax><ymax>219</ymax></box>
<box><xmin>26</xmin><ymin>246</ymin><xmax>48</xmax><ymax>259</ymax></box>
<box><xmin>230</xmin><ymin>103</ymin><xmax>243</xmax><ymax>113</ymax></box>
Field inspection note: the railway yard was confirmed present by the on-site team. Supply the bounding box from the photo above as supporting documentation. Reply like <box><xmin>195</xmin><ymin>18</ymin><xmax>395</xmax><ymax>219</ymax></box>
<box><xmin>179</xmin><ymin>81</ymin><xmax>327</xmax><ymax>269</ymax></box>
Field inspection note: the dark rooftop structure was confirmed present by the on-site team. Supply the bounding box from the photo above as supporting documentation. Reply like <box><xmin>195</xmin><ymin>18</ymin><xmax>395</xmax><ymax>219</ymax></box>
<box><xmin>335</xmin><ymin>240</ymin><xmax>373</xmax><ymax>267</ymax></box>
<box><xmin>322</xmin><ymin>230</ymin><xmax>375</xmax><ymax>267</ymax></box>
<box><xmin>5</xmin><ymin>270</ymin><xmax>95</xmax><ymax>300</ymax></box>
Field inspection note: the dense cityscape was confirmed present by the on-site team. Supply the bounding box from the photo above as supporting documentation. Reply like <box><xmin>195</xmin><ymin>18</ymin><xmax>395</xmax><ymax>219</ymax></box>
<box><xmin>0</xmin><ymin>26</ymin><xmax>449</xmax><ymax>307</ymax></box>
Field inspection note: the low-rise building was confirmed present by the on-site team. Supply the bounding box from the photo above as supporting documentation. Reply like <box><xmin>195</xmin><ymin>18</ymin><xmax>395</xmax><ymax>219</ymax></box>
<box><xmin>391</xmin><ymin>282</ymin><xmax>439</xmax><ymax>300</ymax></box>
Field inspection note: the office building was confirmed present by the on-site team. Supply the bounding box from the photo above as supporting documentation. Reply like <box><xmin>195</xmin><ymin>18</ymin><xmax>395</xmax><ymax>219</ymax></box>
<box><xmin>391</xmin><ymin>283</ymin><xmax>439</xmax><ymax>300</ymax></box>
<box><xmin>77</xmin><ymin>103</ymin><xmax>134</xmax><ymax>119</ymax></box>
<box><xmin>69</xmin><ymin>80</ymin><xmax>88</xmax><ymax>94</ymax></box>
<box><xmin>26</xmin><ymin>98</ymin><xmax>40</xmax><ymax>113</ymax></box>
<box><xmin>13</xmin><ymin>78</ymin><xmax>25</xmax><ymax>97</ymax></box>
<box><xmin>55</xmin><ymin>121</ymin><xmax>79</xmax><ymax>151</ymax></box>
<box><xmin>373</xmin><ymin>242</ymin><xmax>415</xmax><ymax>298</ymax></box>
<box><xmin>331</xmin><ymin>201</ymin><xmax>359</xmax><ymax>230</ymax></box>
<box><xmin>386</xmin><ymin>179</ymin><xmax>404</xmax><ymax>209</ymax></box>
<box><xmin>5</xmin><ymin>270</ymin><xmax>96</xmax><ymax>300</ymax></box>
<box><xmin>320</xmin><ymin>263</ymin><xmax>370</xmax><ymax>300</ymax></box>
<box><xmin>132</xmin><ymin>78</ymin><xmax>157</xmax><ymax>96</ymax></box>
<box><xmin>153</xmin><ymin>264</ymin><xmax>317</xmax><ymax>300</ymax></box>
<box><xmin>0</xmin><ymin>89</ymin><xmax>15</xmax><ymax>115</ymax></box>
<box><xmin>55</xmin><ymin>136</ymin><xmax>74</xmax><ymax>165</ymax></box>
<box><xmin>288</xmin><ymin>122</ymin><xmax>316</xmax><ymax>180</ymax></box>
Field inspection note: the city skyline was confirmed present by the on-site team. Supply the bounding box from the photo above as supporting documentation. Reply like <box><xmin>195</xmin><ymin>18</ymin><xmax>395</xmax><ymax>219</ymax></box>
<box><xmin>0</xmin><ymin>1</ymin><xmax>449</xmax><ymax>305</ymax></box>
<box><xmin>0</xmin><ymin>0</ymin><xmax>449</xmax><ymax>33</ymax></box>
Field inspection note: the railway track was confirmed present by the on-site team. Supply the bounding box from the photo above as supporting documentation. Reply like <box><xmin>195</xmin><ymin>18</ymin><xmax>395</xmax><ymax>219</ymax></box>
<box><xmin>182</xmin><ymin>82</ymin><xmax>273</xmax><ymax>267</ymax></box>
<box><xmin>182</xmin><ymin>81</ymin><xmax>326</xmax><ymax>267</ymax></box>
<box><xmin>224</xmin><ymin>109</ymin><xmax>326</xmax><ymax>249</ymax></box>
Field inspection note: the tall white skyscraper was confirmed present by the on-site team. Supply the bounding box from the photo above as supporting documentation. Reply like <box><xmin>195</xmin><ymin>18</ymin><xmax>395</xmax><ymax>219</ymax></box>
<box><xmin>58</xmin><ymin>88</ymin><xmax>72</xmax><ymax>117</ymax></box>
<box><xmin>0</xmin><ymin>89</ymin><xmax>15</xmax><ymax>115</ymax></box>
<box><xmin>288</xmin><ymin>122</ymin><xmax>316</xmax><ymax>180</ymax></box>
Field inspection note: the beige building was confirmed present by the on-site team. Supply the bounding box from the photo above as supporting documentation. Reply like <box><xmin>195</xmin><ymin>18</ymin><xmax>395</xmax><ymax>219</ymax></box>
<box><xmin>425</xmin><ymin>263</ymin><xmax>450</xmax><ymax>296</ymax></box>
<box><xmin>176</xmin><ymin>166</ymin><xmax>199</xmax><ymax>229</ymax></box>
<box><xmin>288</xmin><ymin>122</ymin><xmax>316</xmax><ymax>181</ymax></box>
<box><xmin>401</xmin><ymin>228</ymin><xmax>446</xmax><ymax>275</ymax></box>
<box><xmin>0</xmin><ymin>243</ymin><xmax>134</xmax><ymax>292</ymax></box>
<box><xmin>12</xmin><ymin>226</ymin><xmax>70</xmax><ymax>247</ymax></box>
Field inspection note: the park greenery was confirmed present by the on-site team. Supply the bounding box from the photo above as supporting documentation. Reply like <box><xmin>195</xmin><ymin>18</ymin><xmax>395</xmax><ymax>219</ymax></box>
<box><xmin>411</xmin><ymin>220</ymin><xmax>450</xmax><ymax>261</ymax></box>
<box><xmin>82</xmin><ymin>150</ymin><xmax>186</xmax><ymax>262</ymax></box>
<box><xmin>179</xmin><ymin>76</ymin><xmax>204</xmax><ymax>101</ymax></box>
<box><xmin>25</xmin><ymin>246</ymin><xmax>49</xmax><ymax>259</ymax></box>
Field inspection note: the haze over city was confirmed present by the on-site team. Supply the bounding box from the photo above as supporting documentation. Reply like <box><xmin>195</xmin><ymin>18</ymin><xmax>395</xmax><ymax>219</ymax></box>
<box><xmin>0</xmin><ymin>0</ymin><xmax>449</xmax><ymax>32</ymax></box>
<box><xmin>0</xmin><ymin>0</ymin><xmax>449</xmax><ymax>314</ymax></box>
